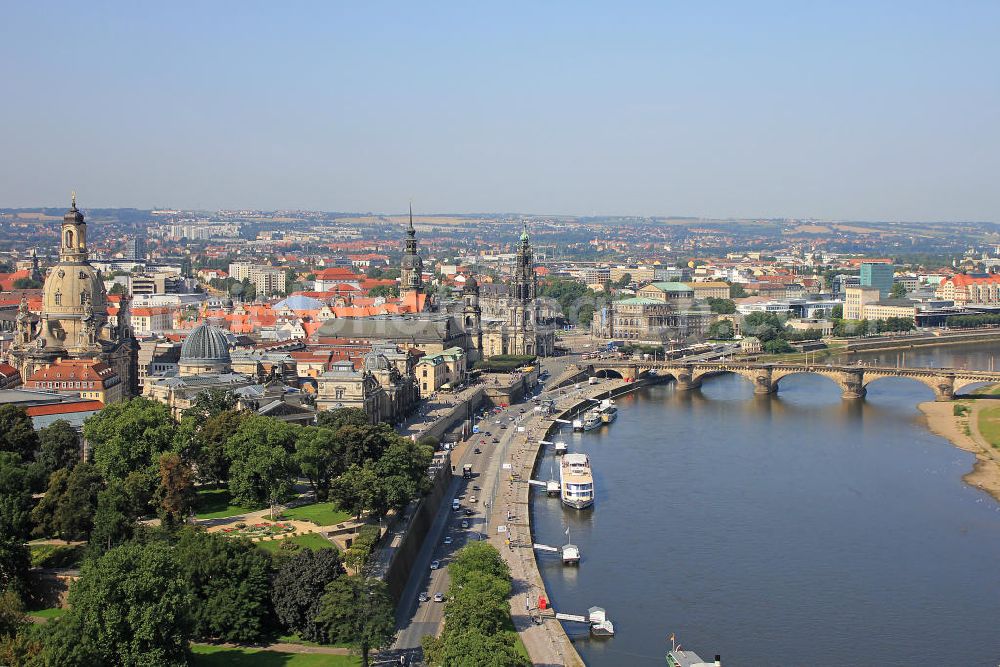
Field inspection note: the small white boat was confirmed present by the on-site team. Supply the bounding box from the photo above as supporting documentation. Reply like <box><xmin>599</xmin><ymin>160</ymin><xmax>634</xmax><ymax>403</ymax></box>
<box><xmin>582</xmin><ymin>410</ymin><xmax>601</xmax><ymax>431</ymax></box>
<box><xmin>572</xmin><ymin>418</ymin><xmax>584</xmax><ymax>431</ymax></box>
<box><xmin>554</xmin><ymin>441</ymin><xmax>568</xmax><ymax>455</ymax></box>
<box><xmin>588</xmin><ymin>606</ymin><xmax>614</xmax><ymax>637</ymax></box>
<box><xmin>562</xmin><ymin>543</ymin><xmax>580</xmax><ymax>565</ymax></box>
<box><xmin>546</xmin><ymin>463</ymin><xmax>560</xmax><ymax>496</ymax></box>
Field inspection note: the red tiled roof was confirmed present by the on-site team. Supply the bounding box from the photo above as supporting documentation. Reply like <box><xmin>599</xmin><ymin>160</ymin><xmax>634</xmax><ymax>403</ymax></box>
<box><xmin>25</xmin><ymin>400</ymin><xmax>105</xmax><ymax>417</ymax></box>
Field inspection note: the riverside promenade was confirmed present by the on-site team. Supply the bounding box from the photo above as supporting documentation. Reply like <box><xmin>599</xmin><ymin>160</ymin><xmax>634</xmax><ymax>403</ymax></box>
<box><xmin>485</xmin><ymin>374</ymin><xmax>634</xmax><ymax>667</ymax></box>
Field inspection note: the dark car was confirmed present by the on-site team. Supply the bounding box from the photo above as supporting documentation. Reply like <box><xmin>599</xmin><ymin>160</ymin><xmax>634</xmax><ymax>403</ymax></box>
<box><xmin>492</xmin><ymin>437</ymin><xmax>500</xmax><ymax>444</ymax></box>
<box><xmin>474</xmin><ymin>447</ymin><xmax>481</xmax><ymax>454</ymax></box>
<box><xmin>500</xmin><ymin>424</ymin><xmax>507</xmax><ymax>429</ymax></box>
<box><xmin>464</xmin><ymin>509</ymin><xmax>474</xmax><ymax>516</ymax></box>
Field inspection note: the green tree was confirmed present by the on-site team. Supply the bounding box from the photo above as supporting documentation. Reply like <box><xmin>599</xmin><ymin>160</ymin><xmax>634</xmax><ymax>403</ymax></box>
<box><xmin>0</xmin><ymin>453</ymin><xmax>33</xmax><ymax>542</ymax></box>
<box><xmin>707</xmin><ymin>319</ymin><xmax>735</xmax><ymax>340</ymax></box>
<box><xmin>294</xmin><ymin>426</ymin><xmax>341</xmax><ymax>501</ymax></box>
<box><xmin>425</xmin><ymin>628</ymin><xmax>531</xmax><ymax>667</ymax></box>
<box><xmin>88</xmin><ymin>480</ymin><xmax>138</xmax><ymax>557</ymax></box>
<box><xmin>181</xmin><ymin>388</ymin><xmax>236</xmax><ymax>422</ymax></box>
<box><xmin>31</xmin><ymin>462</ymin><xmax>103</xmax><ymax>542</ymax></box>
<box><xmin>449</xmin><ymin>541</ymin><xmax>510</xmax><ymax>587</ymax></box>
<box><xmin>155</xmin><ymin>452</ymin><xmax>195</xmax><ymax>529</ymax></box>
<box><xmin>34</xmin><ymin>420</ymin><xmax>80</xmax><ymax>480</ymax></box>
<box><xmin>43</xmin><ymin>541</ymin><xmax>194</xmax><ymax>667</ymax></box>
<box><xmin>371</xmin><ymin>439</ymin><xmax>433</xmax><ymax>514</ymax></box>
<box><xmin>368</xmin><ymin>284</ymin><xmax>399</xmax><ymax>298</ymax></box>
<box><xmin>831</xmin><ymin>304</ymin><xmax>844</xmax><ymax>319</ymax></box>
<box><xmin>174</xmin><ymin>528</ymin><xmax>274</xmax><ymax>642</ymax></box>
<box><xmin>225</xmin><ymin>415</ymin><xmax>298</xmax><ymax>510</ymax></box>
<box><xmin>272</xmin><ymin>547</ymin><xmax>345</xmax><ymax>642</ymax></box>
<box><xmin>84</xmin><ymin>398</ymin><xmax>178</xmax><ymax>512</ymax></box>
<box><xmin>12</xmin><ymin>277</ymin><xmax>42</xmax><ymax>290</ymax></box>
<box><xmin>706</xmin><ymin>297</ymin><xmax>737</xmax><ymax>314</ymax></box>
<box><xmin>316</xmin><ymin>407</ymin><xmax>371</xmax><ymax>431</ymax></box>
<box><xmin>0</xmin><ymin>406</ymin><xmax>39</xmax><ymax>461</ymax></box>
<box><xmin>314</xmin><ymin>577</ymin><xmax>396</xmax><ymax>667</ymax></box>
<box><xmin>329</xmin><ymin>464</ymin><xmax>379</xmax><ymax>520</ymax></box>
<box><xmin>194</xmin><ymin>409</ymin><xmax>248</xmax><ymax>485</ymax></box>
<box><xmin>742</xmin><ymin>311</ymin><xmax>784</xmax><ymax>342</ymax></box>
<box><xmin>729</xmin><ymin>282</ymin><xmax>748</xmax><ymax>298</ymax></box>
<box><xmin>890</xmin><ymin>282</ymin><xmax>907</xmax><ymax>299</ymax></box>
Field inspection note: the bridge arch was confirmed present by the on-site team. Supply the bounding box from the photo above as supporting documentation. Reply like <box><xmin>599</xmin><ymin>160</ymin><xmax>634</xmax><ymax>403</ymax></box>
<box><xmin>862</xmin><ymin>375</ymin><xmax>938</xmax><ymax>400</ymax></box>
<box><xmin>593</xmin><ymin>368</ymin><xmax>624</xmax><ymax>380</ymax></box>
<box><xmin>771</xmin><ymin>370</ymin><xmax>852</xmax><ymax>395</ymax></box>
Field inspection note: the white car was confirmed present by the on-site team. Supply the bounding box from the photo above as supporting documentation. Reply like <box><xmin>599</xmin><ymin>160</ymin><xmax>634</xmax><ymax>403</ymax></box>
<box><xmin>443</xmin><ymin>536</ymin><xmax>453</xmax><ymax>545</ymax></box>
<box><xmin>433</xmin><ymin>593</ymin><xmax>445</xmax><ymax>603</ymax></box>
<box><xmin>430</xmin><ymin>560</ymin><xmax>440</xmax><ymax>570</ymax></box>
<box><xmin>469</xmin><ymin>496</ymin><xmax>477</xmax><ymax>504</ymax></box>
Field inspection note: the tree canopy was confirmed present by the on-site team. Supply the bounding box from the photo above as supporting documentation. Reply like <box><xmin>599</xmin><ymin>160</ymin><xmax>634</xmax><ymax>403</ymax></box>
<box><xmin>271</xmin><ymin>547</ymin><xmax>345</xmax><ymax>643</ymax></box>
<box><xmin>314</xmin><ymin>576</ymin><xmax>396</xmax><ymax>667</ymax></box>
<box><xmin>0</xmin><ymin>406</ymin><xmax>39</xmax><ymax>462</ymax></box>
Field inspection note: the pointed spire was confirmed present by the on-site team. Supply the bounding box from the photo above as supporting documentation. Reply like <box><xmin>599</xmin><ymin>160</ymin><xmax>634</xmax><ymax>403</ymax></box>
<box><xmin>408</xmin><ymin>201</ymin><xmax>414</xmax><ymax>232</ymax></box>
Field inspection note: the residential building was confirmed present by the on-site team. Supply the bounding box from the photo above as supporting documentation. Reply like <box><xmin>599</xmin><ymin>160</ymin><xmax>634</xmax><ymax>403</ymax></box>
<box><xmin>415</xmin><ymin>347</ymin><xmax>466</xmax><ymax>394</ymax></box>
<box><xmin>130</xmin><ymin>306</ymin><xmax>173</xmax><ymax>336</ymax></box>
<box><xmin>935</xmin><ymin>274</ymin><xmax>1000</xmax><ymax>305</ymax></box>
<box><xmin>228</xmin><ymin>261</ymin><xmax>287</xmax><ymax>296</ymax></box>
<box><xmin>685</xmin><ymin>281</ymin><xmax>730</xmax><ymax>300</ymax></box>
<box><xmin>23</xmin><ymin>358</ymin><xmax>124</xmax><ymax>404</ymax></box>
<box><xmin>844</xmin><ymin>287</ymin><xmax>882</xmax><ymax>320</ymax></box>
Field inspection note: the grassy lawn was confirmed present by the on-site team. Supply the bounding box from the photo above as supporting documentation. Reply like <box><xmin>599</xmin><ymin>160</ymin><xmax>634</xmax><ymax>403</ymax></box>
<box><xmin>28</xmin><ymin>607</ymin><xmax>66</xmax><ymax>620</ymax></box>
<box><xmin>256</xmin><ymin>532</ymin><xmax>336</xmax><ymax>554</ymax></box>
<box><xmin>280</xmin><ymin>502</ymin><xmax>351</xmax><ymax>526</ymax></box>
<box><xmin>29</xmin><ymin>543</ymin><xmax>84</xmax><ymax>568</ymax></box>
<box><xmin>191</xmin><ymin>644</ymin><xmax>359</xmax><ymax>666</ymax></box>
<box><xmin>195</xmin><ymin>488</ymin><xmax>257</xmax><ymax>520</ymax></box>
<box><xmin>978</xmin><ymin>406</ymin><xmax>1000</xmax><ymax>448</ymax></box>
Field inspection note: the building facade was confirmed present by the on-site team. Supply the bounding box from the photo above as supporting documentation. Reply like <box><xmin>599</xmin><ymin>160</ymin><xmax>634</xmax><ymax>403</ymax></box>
<box><xmin>860</xmin><ymin>262</ymin><xmax>895</xmax><ymax>298</ymax></box>
<box><xmin>935</xmin><ymin>273</ymin><xmax>1000</xmax><ymax>305</ymax></box>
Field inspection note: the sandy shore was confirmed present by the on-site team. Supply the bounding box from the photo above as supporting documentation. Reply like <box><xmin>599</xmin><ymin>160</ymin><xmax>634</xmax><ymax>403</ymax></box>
<box><xmin>919</xmin><ymin>400</ymin><xmax>1000</xmax><ymax>503</ymax></box>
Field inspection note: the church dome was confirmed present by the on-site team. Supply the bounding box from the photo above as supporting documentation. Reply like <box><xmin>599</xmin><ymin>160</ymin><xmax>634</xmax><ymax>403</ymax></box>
<box><xmin>40</xmin><ymin>260</ymin><xmax>107</xmax><ymax>349</ymax></box>
<box><xmin>362</xmin><ymin>350</ymin><xmax>391</xmax><ymax>372</ymax></box>
<box><xmin>179</xmin><ymin>322</ymin><xmax>231</xmax><ymax>375</ymax></box>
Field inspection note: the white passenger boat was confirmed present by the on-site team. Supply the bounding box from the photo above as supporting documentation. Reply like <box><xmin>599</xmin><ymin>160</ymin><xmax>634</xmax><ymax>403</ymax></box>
<box><xmin>554</xmin><ymin>441</ymin><xmax>568</xmax><ymax>455</ymax></box>
<box><xmin>560</xmin><ymin>453</ymin><xmax>594</xmax><ymax>509</ymax></box>
<box><xmin>572</xmin><ymin>417</ymin><xmax>584</xmax><ymax>431</ymax></box>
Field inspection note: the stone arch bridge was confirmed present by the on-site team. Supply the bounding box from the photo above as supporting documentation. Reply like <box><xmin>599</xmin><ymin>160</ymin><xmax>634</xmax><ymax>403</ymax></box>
<box><xmin>583</xmin><ymin>360</ymin><xmax>1000</xmax><ymax>401</ymax></box>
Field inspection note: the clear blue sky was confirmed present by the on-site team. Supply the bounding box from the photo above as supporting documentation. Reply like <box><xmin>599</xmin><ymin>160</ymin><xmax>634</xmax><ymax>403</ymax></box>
<box><xmin>1</xmin><ymin>2</ymin><xmax>998</xmax><ymax>221</ymax></box>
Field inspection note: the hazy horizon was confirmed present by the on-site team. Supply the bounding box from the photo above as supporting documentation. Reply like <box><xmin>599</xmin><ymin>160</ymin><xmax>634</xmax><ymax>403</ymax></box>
<box><xmin>2</xmin><ymin>2</ymin><xmax>998</xmax><ymax>221</ymax></box>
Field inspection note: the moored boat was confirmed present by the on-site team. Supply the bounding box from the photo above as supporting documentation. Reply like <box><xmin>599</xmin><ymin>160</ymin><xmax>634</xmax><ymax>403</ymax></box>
<box><xmin>582</xmin><ymin>409</ymin><xmax>602</xmax><ymax>431</ymax></box>
<box><xmin>599</xmin><ymin>399</ymin><xmax>618</xmax><ymax>424</ymax></box>
<box><xmin>560</xmin><ymin>452</ymin><xmax>594</xmax><ymax>509</ymax></box>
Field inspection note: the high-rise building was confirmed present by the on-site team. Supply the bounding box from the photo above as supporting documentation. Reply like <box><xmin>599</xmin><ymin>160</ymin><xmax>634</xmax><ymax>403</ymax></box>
<box><xmin>125</xmin><ymin>231</ymin><xmax>146</xmax><ymax>261</ymax></box>
<box><xmin>860</xmin><ymin>262</ymin><xmax>894</xmax><ymax>298</ymax></box>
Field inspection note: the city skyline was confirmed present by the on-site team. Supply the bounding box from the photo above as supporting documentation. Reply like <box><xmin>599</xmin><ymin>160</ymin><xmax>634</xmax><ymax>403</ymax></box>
<box><xmin>2</xmin><ymin>2</ymin><xmax>999</xmax><ymax>221</ymax></box>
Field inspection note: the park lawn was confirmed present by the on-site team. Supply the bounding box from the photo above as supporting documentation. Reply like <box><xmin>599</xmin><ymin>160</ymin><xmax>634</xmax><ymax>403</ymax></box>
<box><xmin>273</xmin><ymin>633</ymin><xmax>351</xmax><ymax>650</ymax></box>
<box><xmin>28</xmin><ymin>607</ymin><xmax>66</xmax><ymax>620</ymax></box>
<box><xmin>256</xmin><ymin>532</ymin><xmax>336</xmax><ymax>554</ymax></box>
<box><xmin>195</xmin><ymin>488</ymin><xmax>257</xmax><ymax>520</ymax></box>
<box><xmin>978</xmin><ymin>406</ymin><xmax>1000</xmax><ymax>448</ymax></box>
<box><xmin>191</xmin><ymin>644</ymin><xmax>359</xmax><ymax>666</ymax></box>
<box><xmin>29</xmin><ymin>543</ymin><xmax>84</xmax><ymax>568</ymax></box>
<box><xmin>281</xmin><ymin>502</ymin><xmax>351</xmax><ymax>526</ymax></box>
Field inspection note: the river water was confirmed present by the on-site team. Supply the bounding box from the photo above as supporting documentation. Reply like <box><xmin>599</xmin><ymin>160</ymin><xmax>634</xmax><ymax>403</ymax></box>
<box><xmin>530</xmin><ymin>343</ymin><xmax>1000</xmax><ymax>666</ymax></box>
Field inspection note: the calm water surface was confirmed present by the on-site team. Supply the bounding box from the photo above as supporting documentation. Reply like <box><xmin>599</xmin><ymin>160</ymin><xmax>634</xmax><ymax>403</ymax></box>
<box><xmin>531</xmin><ymin>343</ymin><xmax>1000</xmax><ymax>666</ymax></box>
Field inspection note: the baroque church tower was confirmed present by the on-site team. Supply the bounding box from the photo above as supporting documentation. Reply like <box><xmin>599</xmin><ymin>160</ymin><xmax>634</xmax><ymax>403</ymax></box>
<box><xmin>8</xmin><ymin>195</ymin><xmax>139</xmax><ymax>398</ymax></box>
<box><xmin>399</xmin><ymin>204</ymin><xmax>427</xmax><ymax>311</ymax></box>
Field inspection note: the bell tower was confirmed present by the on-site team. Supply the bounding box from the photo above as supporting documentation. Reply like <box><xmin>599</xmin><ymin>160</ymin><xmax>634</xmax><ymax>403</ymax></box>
<box><xmin>60</xmin><ymin>192</ymin><xmax>88</xmax><ymax>263</ymax></box>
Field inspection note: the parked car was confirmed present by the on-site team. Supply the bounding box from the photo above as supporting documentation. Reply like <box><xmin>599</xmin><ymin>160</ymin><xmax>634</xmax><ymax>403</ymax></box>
<box><xmin>433</xmin><ymin>593</ymin><xmax>445</xmax><ymax>603</ymax></box>
<box><xmin>464</xmin><ymin>509</ymin><xmax>474</xmax><ymax>516</ymax></box>
<box><xmin>469</xmin><ymin>496</ymin><xmax>477</xmax><ymax>503</ymax></box>
<box><xmin>461</xmin><ymin>520</ymin><xmax>470</xmax><ymax>529</ymax></box>
<box><xmin>474</xmin><ymin>447</ymin><xmax>481</xmax><ymax>454</ymax></box>
<box><xmin>443</xmin><ymin>536</ymin><xmax>452</xmax><ymax>545</ymax></box>
<box><xmin>418</xmin><ymin>592</ymin><xmax>429</xmax><ymax>602</ymax></box>
<box><xmin>430</xmin><ymin>560</ymin><xmax>440</xmax><ymax>570</ymax></box>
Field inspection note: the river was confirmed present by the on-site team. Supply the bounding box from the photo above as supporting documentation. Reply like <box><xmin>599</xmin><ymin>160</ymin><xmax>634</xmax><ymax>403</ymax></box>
<box><xmin>530</xmin><ymin>342</ymin><xmax>1000</xmax><ymax>666</ymax></box>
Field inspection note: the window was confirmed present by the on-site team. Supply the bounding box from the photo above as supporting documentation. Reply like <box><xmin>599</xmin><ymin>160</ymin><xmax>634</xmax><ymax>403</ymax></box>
<box><xmin>81</xmin><ymin>290</ymin><xmax>90</xmax><ymax>304</ymax></box>
<box><xmin>65</xmin><ymin>229</ymin><xmax>74</xmax><ymax>247</ymax></box>
<box><xmin>54</xmin><ymin>290</ymin><xmax>62</xmax><ymax>305</ymax></box>
<box><xmin>335</xmin><ymin>387</ymin><xmax>344</xmax><ymax>400</ymax></box>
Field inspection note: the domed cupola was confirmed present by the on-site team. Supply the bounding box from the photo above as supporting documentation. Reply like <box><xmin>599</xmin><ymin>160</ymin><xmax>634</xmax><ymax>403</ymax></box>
<box><xmin>179</xmin><ymin>322</ymin><xmax>232</xmax><ymax>376</ymax></box>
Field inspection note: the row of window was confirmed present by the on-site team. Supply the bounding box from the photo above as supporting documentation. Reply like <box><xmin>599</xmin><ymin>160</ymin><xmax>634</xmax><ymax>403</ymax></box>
<box><xmin>33</xmin><ymin>380</ymin><xmax>98</xmax><ymax>389</ymax></box>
